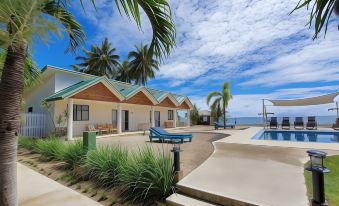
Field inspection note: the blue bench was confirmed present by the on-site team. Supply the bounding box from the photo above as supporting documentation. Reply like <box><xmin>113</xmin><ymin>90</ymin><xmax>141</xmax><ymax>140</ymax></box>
<box><xmin>214</xmin><ymin>122</ymin><xmax>235</xmax><ymax>130</ymax></box>
<box><xmin>149</xmin><ymin>127</ymin><xmax>193</xmax><ymax>143</ymax></box>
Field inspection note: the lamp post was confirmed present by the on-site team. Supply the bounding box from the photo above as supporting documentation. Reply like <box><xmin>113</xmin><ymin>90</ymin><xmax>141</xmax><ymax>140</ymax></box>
<box><xmin>171</xmin><ymin>142</ymin><xmax>183</xmax><ymax>183</ymax></box>
<box><xmin>306</xmin><ymin>150</ymin><xmax>330</xmax><ymax>206</ymax></box>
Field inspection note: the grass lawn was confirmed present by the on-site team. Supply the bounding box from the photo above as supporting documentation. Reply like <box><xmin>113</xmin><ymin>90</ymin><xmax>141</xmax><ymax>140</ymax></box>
<box><xmin>304</xmin><ymin>155</ymin><xmax>339</xmax><ymax>206</ymax></box>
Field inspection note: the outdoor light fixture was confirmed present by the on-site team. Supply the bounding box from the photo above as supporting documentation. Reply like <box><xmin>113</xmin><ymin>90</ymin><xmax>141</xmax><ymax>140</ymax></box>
<box><xmin>171</xmin><ymin>142</ymin><xmax>183</xmax><ymax>182</ymax></box>
<box><xmin>306</xmin><ymin>150</ymin><xmax>330</xmax><ymax>206</ymax></box>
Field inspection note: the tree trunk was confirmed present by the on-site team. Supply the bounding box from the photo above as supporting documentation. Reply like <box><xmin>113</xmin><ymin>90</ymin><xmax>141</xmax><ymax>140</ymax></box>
<box><xmin>223</xmin><ymin>107</ymin><xmax>226</xmax><ymax>129</ymax></box>
<box><xmin>0</xmin><ymin>44</ymin><xmax>26</xmax><ymax>206</ymax></box>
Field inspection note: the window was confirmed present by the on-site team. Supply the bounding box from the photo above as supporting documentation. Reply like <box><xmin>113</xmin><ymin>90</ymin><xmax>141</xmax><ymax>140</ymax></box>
<box><xmin>203</xmin><ymin>116</ymin><xmax>208</xmax><ymax>122</ymax></box>
<box><xmin>28</xmin><ymin>107</ymin><xmax>33</xmax><ymax>113</ymax></box>
<box><xmin>73</xmin><ymin>105</ymin><xmax>89</xmax><ymax>121</ymax></box>
<box><xmin>168</xmin><ymin>110</ymin><xmax>174</xmax><ymax>120</ymax></box>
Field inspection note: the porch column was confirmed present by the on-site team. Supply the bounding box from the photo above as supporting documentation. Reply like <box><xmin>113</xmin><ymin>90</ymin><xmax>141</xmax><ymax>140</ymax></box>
<box><xmin>151</xmin><ymin>106</ymin><xmax>155</xmax><ymax>127</ymax></box>
<box><xmin>187</xmin><ymin>109</ymin><xmax>191</xmax><ymax>128</ymax></box>
<box><xmin>117</xmin><ymin>103</ymin><xmax>122</xmax><ymax>134</ymax></box>
<box><xmin>173</xmin><ymin>109</ymin><xmax>177</xmax><ymax>128</ymax></box>
<box><xmin>67</xmin><ymin>98</ymin><xmax>73</xmax><ymax>140</ymax></box>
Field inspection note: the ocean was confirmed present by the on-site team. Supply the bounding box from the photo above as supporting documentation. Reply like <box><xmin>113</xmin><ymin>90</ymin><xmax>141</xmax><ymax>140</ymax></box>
<box><xmin>224</xmin><ymin>116</ymin><xmax>338</xmax><ymax>126</ymax></box>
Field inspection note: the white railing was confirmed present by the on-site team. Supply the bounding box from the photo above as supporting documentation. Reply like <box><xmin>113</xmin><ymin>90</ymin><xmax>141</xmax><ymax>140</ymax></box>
<box><xmin>19</xmin><ymin>113</ymin><xmax>46</xmax><ymax>137</ymax></box>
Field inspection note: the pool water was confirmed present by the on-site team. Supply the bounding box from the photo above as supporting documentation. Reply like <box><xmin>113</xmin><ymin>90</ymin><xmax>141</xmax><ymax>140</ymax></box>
<box><xmin>253</xmin><ymin>130</ymin><xmax>339</xmax><ymax>143</ymax></box>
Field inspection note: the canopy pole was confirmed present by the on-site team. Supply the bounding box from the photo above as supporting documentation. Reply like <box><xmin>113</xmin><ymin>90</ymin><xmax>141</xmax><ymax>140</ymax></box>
<box><xmin>262</xmin><ymin>99</ymin><xmax>265</xmax><ymax>128</ymax></box>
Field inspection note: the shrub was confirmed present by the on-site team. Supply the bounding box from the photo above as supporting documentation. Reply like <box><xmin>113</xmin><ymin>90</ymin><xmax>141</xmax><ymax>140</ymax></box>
<box><xmin>119</xmin><ymin>146</ymin><xmax>175</xmax><ymax>202</ymax></box>
<box><xmin>18</xmin><ymin>137</ymin><xmax>36</xmax><ymax>150</ymax></box>
<box><xmin>35</xmin><ymin>137</ymin><xmax>66</xmax><ymax>160</ymax></box>
<box><xmin>62</xmin><ymin>140</ymin><xmax>86</xmax><ymax>168</ymax></box>
<box><xmin>86</xmin><ymin>146</ymin><xmax>128</xmax><ymax>188</ymax></box>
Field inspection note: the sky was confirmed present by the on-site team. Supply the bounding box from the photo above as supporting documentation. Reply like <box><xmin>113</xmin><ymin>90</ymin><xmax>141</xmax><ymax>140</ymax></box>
<box><xmin>33</xmin><ymin>0</ymin><xmax>339</xmax><ymax>117</ymax></box>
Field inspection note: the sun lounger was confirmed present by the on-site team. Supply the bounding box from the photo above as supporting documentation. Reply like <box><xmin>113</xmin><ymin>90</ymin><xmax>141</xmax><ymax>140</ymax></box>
<box><xmin>149</xmin><ymin>127</ymin><xmax>192</xmax><ymax>143</ymax></box>
<box><xmin>214</xmin><ymin>122</ymin><xmax>235</xmax><ymax>130</ymax></box>
<box><xmin>306</xmin><ymin>116</ymin><xmax>317</xmax><ymax>130</ymax></box>
<box><xmin>269</xmin><ymin>117</ymin><xmax>278</xmax><ymax>129</ymax></box>
<box><xmin>294</xmin><ymin>117</ymin><xmax>304</xmax><ymax>130</ymax></box>
<box><xmin>281</xmin><ymin>117</ymin><xmax>290</xmax><ymax>129</ymax></box>
<box><xmin>332</xmin><ymin>118</ymin><xmax>339</xmax><ymax>130</ymax></box>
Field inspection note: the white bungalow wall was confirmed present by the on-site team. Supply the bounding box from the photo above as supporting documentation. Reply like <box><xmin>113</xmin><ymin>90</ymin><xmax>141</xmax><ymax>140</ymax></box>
<box><xmin>54</xmin><ymin>99</ymin><xmax>177</xmax><ymax>136</ymax></box>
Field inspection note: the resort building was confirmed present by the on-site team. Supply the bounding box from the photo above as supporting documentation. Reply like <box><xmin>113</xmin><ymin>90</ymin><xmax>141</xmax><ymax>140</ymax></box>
<box><xmin>23</xmin><ymin>65</ymin><xmax>193</xmax><ymax>139</ymax></box>
<box><xmin>198</xmin><ymin>110</ymin><xmax>214</xmax><ymax>126</ymax></box>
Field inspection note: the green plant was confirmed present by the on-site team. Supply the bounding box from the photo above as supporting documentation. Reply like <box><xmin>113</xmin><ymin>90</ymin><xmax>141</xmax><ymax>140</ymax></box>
<box><xmin>207</xmin><ymin>82</ymin><xmax>232</xmax><ymax>127</ymax></box>
<box><xmin>119</xmin><ymin>146</ymin><xmax>175</xmax><ymax>202</ymax></box>
<box><xmin>62</xmin><ymin>140</ymin><xmax>86</xmax><ymax>168</ymax></box>
<box><xmin>86</xmin><ymin>146</ymin><xmax>128</xmax><ymax>188</ymax></box>
<box><xmin>18</xmin><ymin>137</ymin><xmax>36</xmax><ymax>150</ymax></box>
<box><xmin>35</xmin><ymin>138</ymin><xmax>66</xmax><ymax>161</ymax></box>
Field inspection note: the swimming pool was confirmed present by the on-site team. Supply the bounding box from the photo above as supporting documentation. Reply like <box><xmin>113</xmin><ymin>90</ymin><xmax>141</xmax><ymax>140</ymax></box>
<box><xmin>252</xmin><ymin>130</ymin><xmax>339</xmax><ymax>143</ymax></box>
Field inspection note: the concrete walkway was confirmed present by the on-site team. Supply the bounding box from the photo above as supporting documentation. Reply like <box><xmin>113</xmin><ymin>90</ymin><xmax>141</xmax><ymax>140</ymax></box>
<box><xmin>168</xmin><ymin>126</ymin><xmax>339</xmax><ymax>206</ymax></box>
<box><xmin>18</xmin><ymin>163</ymin><xmax>102</xmax><ymax>206</ymax></box>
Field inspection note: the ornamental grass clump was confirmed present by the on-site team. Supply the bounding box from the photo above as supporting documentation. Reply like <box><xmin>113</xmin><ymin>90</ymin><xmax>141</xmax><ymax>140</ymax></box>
<box><xmin>86</xmin><ymin>146</ymin><xmax>128</xmax><ymax>188</ymax></box>
<box><xmin>35</xmin><ymin>137</ymin><xmax>66</xmax><ymax>160</ymax></box>
<box><xmin>18</xmin><ymin>136</ymin><xmax>36</xmax><ymax>150</ymax></box>
<box><xmin>62</xmin><ymin>140</ymin><xmax>86</xmax><ymax>168</ymax></box>
<box><xmin>119</xmin><ymin>146</ymin><xmax>175</xmax><ymax>202</ymax></box>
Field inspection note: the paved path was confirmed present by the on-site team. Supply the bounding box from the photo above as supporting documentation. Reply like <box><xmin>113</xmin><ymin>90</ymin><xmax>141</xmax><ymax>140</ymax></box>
<box><xmin>168</xmin><ymin>126</ymin><xmax>339</xmax><ymax>206</ymax></box>
<box><xmin>18</xmin><ymin>163</ymin><xmax>102</xmax><ymax>206</ymax></box>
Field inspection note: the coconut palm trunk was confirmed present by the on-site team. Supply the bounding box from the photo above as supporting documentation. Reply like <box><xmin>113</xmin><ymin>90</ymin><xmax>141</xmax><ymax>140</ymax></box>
<box><xmin>0</xmin><ymin>44</ymin><xmax>26</xmax><ymax>206</ymax></box>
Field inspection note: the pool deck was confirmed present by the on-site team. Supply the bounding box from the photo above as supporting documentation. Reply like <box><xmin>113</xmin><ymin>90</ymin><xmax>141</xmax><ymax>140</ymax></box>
<box><xmin>167</xmin><ymin>126</ymin><xmax>339</xmax><ymax>206</ymax></box>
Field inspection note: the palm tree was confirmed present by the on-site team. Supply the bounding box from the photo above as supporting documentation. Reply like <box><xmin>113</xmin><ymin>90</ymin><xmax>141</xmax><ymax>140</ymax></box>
<box><xmin>291</xmin><ymin>0</ymin><xmax>339</xmax><ymax>39</ymax></box>
<box><xmin>116</xmin><ymin>60</ymin><xmax>133</xmax><ymax>83</ymax></box>
<box><xmin>128</xmin><ymin>44</ymin><xmax>159</xmax><ymax>85</ymax></box>
<box><xmin>0</xmin><ymin>51</ymin><xmax>41</xmax><ymax>90</ymax></box>
<box><xmin>190</xmin><ymin>104</ymin><xmax>200</xmax><ymax>125</ymax></box>
<box><xmin>72</xmin><ymin>38</ymin><xmax>120</xmax><ymax>78</ymax></box>
<box><xmin>210</xmin><ymin>103</ymin><xmax>222</xmax><ymax>123</ymax></box>
<box><xmin>206</xmin><ymin>82</ymin><xmax>232</xmax><ymax>128</ymax></box>
<box><xmin>0</xmin><ymin>1</ymin><xmax>85</xmax><ymax>205</ymax></box>
<box><xmin>0</xmin><ymin>0</ymin><xmax>175</xmax><ymax>204</ymax></box>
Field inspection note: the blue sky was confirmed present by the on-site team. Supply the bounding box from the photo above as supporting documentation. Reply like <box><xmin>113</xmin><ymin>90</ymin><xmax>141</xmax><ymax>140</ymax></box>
<box><xmin>33</xmin><ymin>0</ymin><xmax>339</xmax><ymax>117</ymax></box>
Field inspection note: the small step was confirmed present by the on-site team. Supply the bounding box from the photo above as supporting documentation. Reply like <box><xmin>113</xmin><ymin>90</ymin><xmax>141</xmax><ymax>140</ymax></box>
<box><xmin>166</xmin><ymin>193</ymin><xmax>218</xmax><ymax>206</ymax></box>
<box><xmin>177</xmin><ymin>184</ymin><xmax>257</xmax><ymax>206</ymax></box>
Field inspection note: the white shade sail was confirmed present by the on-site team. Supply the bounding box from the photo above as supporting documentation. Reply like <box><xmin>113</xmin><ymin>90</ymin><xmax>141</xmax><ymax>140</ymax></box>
<box><xmin>268</xmin><ymin>92</ymin><xmax>339</xmax><ymax>106</ymax></box>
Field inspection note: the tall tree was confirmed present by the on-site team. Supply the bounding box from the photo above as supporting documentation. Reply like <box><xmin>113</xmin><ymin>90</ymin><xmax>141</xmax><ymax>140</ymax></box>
<box><xmin>0</xmin><ymin>0</ymin><xmax>175</xmax><ymax>204</ymax></box>
<box><xmin>0</xmin><ymin>1</ymin><xmax>85</xmax><ymax>205</ymax></box>
<box><xmin>190</xmin><ymin>104</ymin><xmax>200</xmax><ymax>125</ymax></box>
<box><xmin>0</xmin><ymin>51</ymin><xmax>41</xmax><ymax>90</ymax></box>
<box><xmin>116</xmin><ymin>60</ymin><xmax>133</xmax><ymax>83</ymax></box>
<box><xmin>128</xmin><ymin>44</ymin><xmax>159</xmax><ymax>85</ymax></box>
<box><xmin>291</xmin><ymin>0</ymin><xmax>339</xmax><ymax>39</ymax></box>
<box><xmin>210</xmin><ymin>103</ymin><xmax>222</xmax><ymax>123</ymax></box>
<box><xmin>72</xmin><ymin>38</ymin><xmax>120</xmax><ymax>78</ymax></box>
<box><xmin>206</xmin><ymin>82</ymin><xmax>232</xmax><ymax>128</ymax></box>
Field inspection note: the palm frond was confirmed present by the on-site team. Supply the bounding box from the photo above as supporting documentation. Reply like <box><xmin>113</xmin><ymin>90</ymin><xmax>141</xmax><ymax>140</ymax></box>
<box><xmin>291</xmin><ymin>0</ymin><xmax>338</xmax><ymax>39</ymax></box>
<box><xmin>41</xmin><ymin>1</ymin><xmax>86</xmax><ymax>53</ymax></box>
<box><xmin>206</xmin><ymin>91</ymin><xmax>221</xmax><ymax>105</ymax></box>
<box><xmin>114</xmin><ymin>0</ymin><xmax>176</xmax><ymax>60</ymax></box>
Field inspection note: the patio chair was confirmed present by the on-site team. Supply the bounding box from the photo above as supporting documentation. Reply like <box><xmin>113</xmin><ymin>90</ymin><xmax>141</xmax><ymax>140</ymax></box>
<box><xmin>214</xmin><ymin>122</ymin><xmax>235</xmax><ymax>130</ymax></box>
<box><xmin>87</xmin><ymin>125</ymin><xmax>99</xmax><ymax>134</ymax></box>
<box><xmin>97</xmin><ymin>124</ymin><xmax>109</xmax><ymax>135</ymax></box>
<box><xmin>306</xmin><ymin>116</ymin><xmax>317</xmax><ymax>130</ymax></box>
<box><xmin>107</xmin><ymin>123</ymin><xmax>117</xmax><ymax>134</ymax></box>
<box><xmin>149</xmin><ymin>127</ymin><xmax>192</xmax><ymax>143</ymax></box>
<box><xmin>281</xmin><ymin>117</ymin><xmax>290</xmax><ymax>129</ymax></box>
<box><xmin>294</xmin><ymin>117</ymin><xmax>304</xmax><ymax>130</ymax></box>
<box><xmin>269</xmin><ymin>117</ymin><xmax>278</xmax><ymax>129</ymax></box>
<box><xmin>332</xmin><ymin>118</ymin><xmax>339</xmax><ymax>130</ymax></box>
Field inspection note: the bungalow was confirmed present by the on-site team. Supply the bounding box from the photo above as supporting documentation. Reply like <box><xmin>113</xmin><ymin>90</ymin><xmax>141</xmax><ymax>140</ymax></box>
<box><xmin>23</xmin><ymin>65</ymin><xmax>193</xmax><ymax>139</ymax></box>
